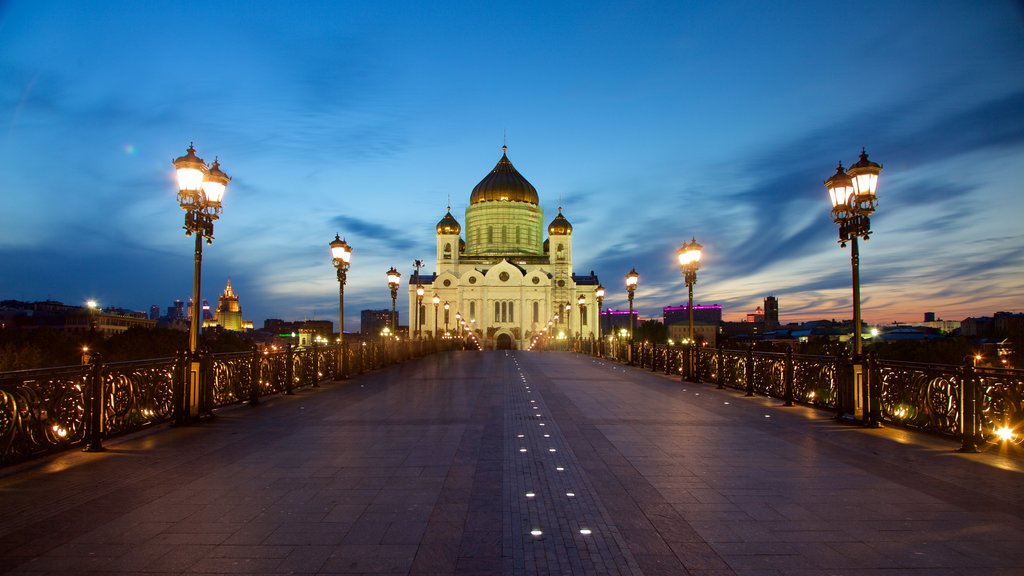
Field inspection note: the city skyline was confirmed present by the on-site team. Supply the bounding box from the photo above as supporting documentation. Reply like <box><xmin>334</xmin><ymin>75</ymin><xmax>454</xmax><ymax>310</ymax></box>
<box><xmin>2</xmin><ymin>2</ymin><xmax>1022</xmax><ymax>326</ymax></box>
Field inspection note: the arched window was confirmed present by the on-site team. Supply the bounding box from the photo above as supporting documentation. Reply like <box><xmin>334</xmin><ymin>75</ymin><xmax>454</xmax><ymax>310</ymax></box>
<box><xmin>487</xmin><ymin>226</ymin><xmax>493</xmax><ymax>243</ymax></box>
<box><xmin>509</xmin><ymin>302</ymin><xmax>514</xmax><ymax>323</ymax></box>
<box><xmin>495</xmin><ymin>301</ymin><xmax>501</xmax><ymax>322</ymax></box>
<box><xmin>501</xmin><ymin>302</ymin><xmax>507</xmax><ymax>323</ymax></box>
<box><xmin>516</xmin><ymin>227</ymin><xmax>521</xmax><ymax>244</ymax></box>
<box><xmin>469</xmin><ymin>301</ymin><xmax>475</xmax><ymax>321</ymax></box>
<box><xmin>443</xmin><ymin>243</ymin><xmax>452</xmax><ymax>260</ymax></box>
<box><xmin>420</xmin><ymin>305</ymin><xmax>426</xmax><ymax>325</ymax></box>
<box><xmin>533</xmin><ymin>302</ymin><xmax>539</xmax><ymax>323</ymax></box>
<box><xmin>502</xmin><ymin>226</ymin><xmax>507</xmax><ymax>243</ymax></box>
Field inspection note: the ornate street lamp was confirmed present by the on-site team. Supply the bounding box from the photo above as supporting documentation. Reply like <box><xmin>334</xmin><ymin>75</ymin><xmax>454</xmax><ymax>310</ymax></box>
<box><xmin>444</xmin><ymin>301</ymin><xmax>451</xmax><ymax>337</ymax></box>
<box><xmin>385</xmin><ymin>266</ymin><xmax>401</xmax><ymax>334</ymax></box>
<box><xmin>825</xmin><ymin>149</ymin><xmax>882</xmax><ymax>424</ymax></box>
<box><xmin>172</xmin><ymin>143</ymin><xmax>230</xmax><ymax>423</ymax></box>
<box><xmin>330</xmin><ymin>235</ymin><xmax>352</xmax><ymax>378</ymax></box>
<box><xmin>676</xmin><ymin>238</ymin><xmax>703</xmax><ymax>379</ymax></box>
<box><xmin>454</xmin><ymin>310</ymin><xmax>461</xmax><ymax>338</ymax></box>
<box><xmin>432</xmin><ymin>293</ymin><xmax>440</xmax><ymax>339</ymax></box>
<box><xmin>625</xmin><ymin>268</ymin><xmax>639</xmax><ymax>364</ymax></box>
<box><xmin>594</xmin><ymin>285</ymin><xmax>605</xmax><ymax>357</ymax></box>
<box><xmin>415</xmin><ymin>284</ymin><xmax>425</xmax><ymax>339</ymax></box>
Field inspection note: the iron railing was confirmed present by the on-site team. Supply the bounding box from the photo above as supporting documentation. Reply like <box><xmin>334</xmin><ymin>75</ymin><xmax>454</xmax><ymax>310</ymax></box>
<box><xmin>0</xmin><ymin>339</ymin><xmax>453</xmax><ymax>466</ymax></box>
<box><xmin>591</xmin><ymin>341</ymin><xmax>1023</xmax><ymax>448</ymax></box>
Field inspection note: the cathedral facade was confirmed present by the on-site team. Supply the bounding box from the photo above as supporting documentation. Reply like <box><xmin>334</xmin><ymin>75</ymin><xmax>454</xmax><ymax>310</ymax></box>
<box><xmin>407</xmin><ymin>147</ymin><xmax>601</xmax><ymax>350</ymax></box>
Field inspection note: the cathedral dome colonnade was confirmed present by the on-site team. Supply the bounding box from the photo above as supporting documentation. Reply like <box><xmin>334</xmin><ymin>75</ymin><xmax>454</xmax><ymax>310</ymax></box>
<box><xmin>408</xmin><ymin>147</ymin><xmax>600</xmax><ymax>350</ymax></box>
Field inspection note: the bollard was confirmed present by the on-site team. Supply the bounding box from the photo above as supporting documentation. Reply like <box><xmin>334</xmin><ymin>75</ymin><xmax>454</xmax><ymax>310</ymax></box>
<box><xmin>784</xmin><ymin>348</ymin><xmax>794</xmax><ymax>406</ymax></box>
<box><xmin>83</xmin><ymin>353</ymin><xmax>105</xmax><ymax>452</ymax></box>
<box><xmin>958</xmin><ymin>359</ymin><xmax>980</xmax><ymax>453</ymax></box>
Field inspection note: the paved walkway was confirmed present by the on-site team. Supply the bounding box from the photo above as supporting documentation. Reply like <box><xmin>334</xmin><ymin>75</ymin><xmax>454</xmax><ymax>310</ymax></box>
<box><xmin>1</xmin><ymin>351</ymin><xmax>1022</xmax><ymax>575</ymax></box>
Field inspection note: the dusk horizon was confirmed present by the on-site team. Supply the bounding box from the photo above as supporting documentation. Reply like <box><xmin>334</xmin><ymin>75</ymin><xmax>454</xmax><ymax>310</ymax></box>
<box><xmin>2</xmin><ymin>1</ymin><xmax>1022</xmax><ymax>328</ymax></box>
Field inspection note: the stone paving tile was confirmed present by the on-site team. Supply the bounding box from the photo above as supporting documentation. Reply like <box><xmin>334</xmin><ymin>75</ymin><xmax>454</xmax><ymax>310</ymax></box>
<box><xmin>1</xmin><ymin>350</ymin><xmax>1023</xmax><ymax>575</ymax></box>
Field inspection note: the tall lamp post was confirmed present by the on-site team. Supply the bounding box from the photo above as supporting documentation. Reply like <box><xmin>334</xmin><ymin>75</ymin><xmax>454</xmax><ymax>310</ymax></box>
<box><xmin>625</xmin><ymin>268</ymin><xmax>639</xmax><ymax>364</ymax></box>
<box><xmin>415</xmin><ymin>284</ymin><xmax>425</xmax><ymax>339</ymax></box>
<box><xmin>676</xmin><ymin>238</ymin><xmax>703</xmax><ymax>378</ymax></box>
<box><xmin>432</xmin><ymin>294</ymin><xmax>440</xmax><ymax>340</ymax></box>
<box><xmin>444</xmin><ymin>302</ymin><xmax>451</xmax><ymax>337</ymax></box>
<box><xmin>825</xmin><ymin>149</ymin><xmax>882</xmax><ymax>424</ymax></box>
<box><xmin>594</xmin><ymin>285</ymin><xmax>605</xmax><ymax>357</ymax></box>
<box><xmin>330</xmin><ymin>235</ymin><xmax>352</xmax><ymax>378</ymax></box>
<box><xmin>386</xmin><ymin>267</ymin><xmax>401</xmax><ymax>336</ymax></box>
<box><xmin>172</xmin><ymin>144</ymin><xmax>230</xmax><ymax>423</ymax></box>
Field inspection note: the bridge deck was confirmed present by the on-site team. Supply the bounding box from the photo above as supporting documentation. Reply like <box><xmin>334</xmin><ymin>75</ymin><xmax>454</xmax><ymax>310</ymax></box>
<box><xmin>1</xmin><ymin>351</ymin><xmax>1022</xmax><ymax>575</ymax></box>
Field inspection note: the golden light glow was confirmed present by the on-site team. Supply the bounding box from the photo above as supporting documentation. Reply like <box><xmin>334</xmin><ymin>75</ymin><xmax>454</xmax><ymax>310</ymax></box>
<box><xmin>625</xmin><ymin>268</ymin><xmax>639</xmax><ymax>288</ymax></box>
<box><xmin>994</xmin><ymin>426</ymin><xmax>1015</xmax><ymax>442</ymax></box>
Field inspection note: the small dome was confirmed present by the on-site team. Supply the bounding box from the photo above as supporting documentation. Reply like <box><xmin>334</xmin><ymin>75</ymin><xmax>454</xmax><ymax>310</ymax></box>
<box><xmin>469</xmin><ymin>146</ymin><xmax>539</xmax><ymax>205</ymax></box>
<box><xmin>547</xmin><ymin>207</ymin><xmax>573</xmax><ymax>235</ymax></box>
<box><xmin>436</xmin><ymin>208</ymin><xmax>461</xmax><ymax>235</ymax></box>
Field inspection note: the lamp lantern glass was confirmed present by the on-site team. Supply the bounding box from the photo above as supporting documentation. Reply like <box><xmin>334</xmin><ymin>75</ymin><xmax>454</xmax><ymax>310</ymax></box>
<box><xmin>386</xmin><ymin>267</ymin><xmax>401</xmax><ymax>289</ymax></box>
<box><xmin>330</xmin><ymin>235</ymin><xmax>352</xmax><ymax>264</ymax></box>
<box><xmin>825</xmin><ymin>162</ymin><xmax>855</xmax><ymax>216</ymax></box>
<box><xmin>677</xmin><ymin>238</ymin><xmax>703</xmax><ymax>268</ymax></box>
<box><xmin>416</xmin><ymin>285</ymin><xmax>425</xmax><ymax>298</ymax></box>
<box><xmin>847</xmin><ymin>149</ymin><xmax>882</xmax><ymax>208</ymax></box>
<box><xmin>432</xmin><ymin>294</ymin><xmax>440</xmax><ymax>305</ymax></box>
<box><xmin>173</xmin><ymin>145</ymin><xmax>206</xmax><ymax>196</ymax></box>
<box><xmin>201</xmin><ymin>159</ymin><xmax>230</xmax><ymax>210</ymax></box>
<box><xmin>594</xmin><ymin>285</ymin><xmax>605</xmax><ymax>299</ymax></box>
<box><xmin>578</xmin><ymin>295</ymin><xmax>585</xmax><ymax>306</ymax></box>
<box><xmin>625</xmin><ymin>268</ymin><xmax>639</xmax><ymax>290</ymax></box>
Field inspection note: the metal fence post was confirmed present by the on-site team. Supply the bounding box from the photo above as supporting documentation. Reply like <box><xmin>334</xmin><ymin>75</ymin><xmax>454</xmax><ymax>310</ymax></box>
<box><xmin>83</xmin><ymin>353</ymin><xmax>105</xmax><ymax>452</ymax></box>
<box><xmin>745</xmin><ymin>345</ymin><xmax>755</xmax><ymax>397</ymax></box>
<box><xmin>311</xmin><ymin>342</ymin><xmax>320</xmax><ymax>388</ymax></box>
<box><xmin>784</xmin><ymin>347</ymin><xmax>794</xmax><ymax>406</ymax></box>
<box><xmin>958</xmin><ymin>358</ymin><xmax>980</xmax><ymax>453</ymax></box>
<box><xmin>285</xmin><ymin>344</ymin><xmax>295</xmax><ymax>395</ymax></box>
<box><xmin>249</xmin><ymin>347</ymin><xmax>261</xmax><ymax>405</ymax></box>
<box><xmin>693</xmin><ymin>346</ymin><xmax>703</xmax><ymax>384</ymax></box>
<box><xmin>717</xmin><ymin>345</ymin><xmax>725</xmax><ymax>389</ymax></box>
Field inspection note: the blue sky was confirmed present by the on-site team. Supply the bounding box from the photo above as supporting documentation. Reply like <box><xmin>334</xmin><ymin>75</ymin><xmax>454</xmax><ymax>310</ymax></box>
<box><xmin>1</xmin><ymin>1</ymin><xmax>1022</xmax><ymax>328</ymax></box>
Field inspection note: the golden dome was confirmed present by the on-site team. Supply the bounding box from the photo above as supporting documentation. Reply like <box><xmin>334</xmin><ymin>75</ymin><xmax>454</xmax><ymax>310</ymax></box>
<box><xmin>436</xmin><ymin>208</ymin><xmax>461</xmax><ymax>235</ymax></box>
<box><xmin>469</xmin><ymin>146</ymin><xmax>539</xmax><ymax>205</ymax></box>
<box><xmin>547</xmin><ymin>207</ymin><xmax>573</xmax><ymax>235</ymax></box>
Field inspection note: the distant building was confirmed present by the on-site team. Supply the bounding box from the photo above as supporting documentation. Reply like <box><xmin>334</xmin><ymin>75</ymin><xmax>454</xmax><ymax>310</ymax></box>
<box><xmin>764</xmin><ymin>296</ymin><xmax>779</xmax><ymax>328</ymax></box>
<box><xmin>663</xmin><ymin>304</ymin><xmax>723</xmax><ymax>325</ymax></box>
<box><xmin>0</xmin><ymin>300</ymin><xmax>154</xmax><ymax>336</ymax></box>
<box><xmin>361</xmin><ymin>309</ymin><xmax>393</xmax><ymax>335</ymax></box>
<box><xmin>924</xmin><ymin>311</ymin><xmax>936</xmax><ymax>323</ymax></box>
<box><xmin>407</xmin><ymin>146</ymin><xmax>602</xmax><ymax>350</ymax></box>
<box><xmin>203</xmin><ymin>280</ymin><xmax>253</xmax><ymax>332</ymax></box>
<box><xmin>746</xmin><ymin>306</ymin><xmax>765</xmax><ymax>324</ymax></box>
<box><xmin>600</xmin><ymin>308</ymin><xmax>637</xmax><ymax>335</ymax></box>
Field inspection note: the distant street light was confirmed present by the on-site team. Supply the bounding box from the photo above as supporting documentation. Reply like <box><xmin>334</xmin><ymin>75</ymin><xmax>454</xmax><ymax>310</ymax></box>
<box><xmin>415</xmin><ymin>284</ymin><xmax>425</xmax><ymax>339</ymax></box>
<box><xmin>577</xmin><ymin>295</ymin><xmax>586</xmax><ymax>344</ymax></box>
<box><xmin>625</xmin><ymin>268</ymin><xmax>639</xmax><ymax>364</ymax></box>
<box><xmin>825</xmin><ymin>149</ymin><xmax>882</xmax><ymax>425</ymax></box>
<box><xmin>330</xmin><ymin>235</ymin><xmax>352</xmax><ymax>378</ymax></box>
<box><xmin>385</xmin><ymin>266</ymin><xmax>401</xmax><ymax>334</ymax></box>
<box><xmin>172</xmin><ymin>143</ymin><xmax>230</xmax><ymax>424</ymax></box>
<box><xmin>677</xmin><ymin>238</ymin><xmax>703</xmax><ymax>379</ymax></box>
<box><xmin>432</xmin><ymin>293</ymin><xmax>440</xmax><ymax>340</ymax></box>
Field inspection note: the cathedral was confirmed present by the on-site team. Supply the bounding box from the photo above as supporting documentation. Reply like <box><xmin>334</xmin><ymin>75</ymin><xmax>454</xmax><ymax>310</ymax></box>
<box><xmin>407</xmin><ymin>147</ymin><xmax>601</xmax><ymax>350</ymax></box>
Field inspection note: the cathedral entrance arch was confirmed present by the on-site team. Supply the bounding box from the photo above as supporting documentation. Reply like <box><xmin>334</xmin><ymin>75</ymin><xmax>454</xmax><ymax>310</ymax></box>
<box><xmin>496</xmin><ymin>332</ymin><xmax>515</xmax><ymax>350</ymax></box>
